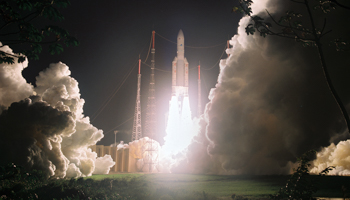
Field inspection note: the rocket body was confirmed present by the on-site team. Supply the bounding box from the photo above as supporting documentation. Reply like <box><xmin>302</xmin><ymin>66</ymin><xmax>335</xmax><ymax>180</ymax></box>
<box><xmin>172</xmin><ymin>29</ymin><xmax>189</xmax><ymax>98</ymax></box>
<box><xmin>164</xmin><ymin>30</ymin><xmax>193</xmax><ymax>156</ymax></box>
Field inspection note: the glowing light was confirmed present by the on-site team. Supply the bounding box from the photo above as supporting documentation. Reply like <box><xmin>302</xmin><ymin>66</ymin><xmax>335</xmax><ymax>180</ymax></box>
<box><xmin>162</xmin><ymin>96</ymin><xmax>181</xmax><ymax>156</ymax></box>
<box><xmin>180</xmin><ymin>97</ymin><xmax>194</xmax><ymax>149</ymax></box>
<box><xmin>162</xmin><ymin>95</ymin><xmax>195</xmax><ymax>157</ymax></box>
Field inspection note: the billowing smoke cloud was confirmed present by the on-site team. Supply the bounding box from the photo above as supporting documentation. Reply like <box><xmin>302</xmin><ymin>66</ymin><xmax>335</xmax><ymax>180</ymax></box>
<box><xmin>176</xmin><ymin>0</ymin><xmax>350</xmax><ymax>175</ymax></box>
<box><xmin>0</xmin><ymin>98</ymin><xmax>75</xmax><ymax>177</ymax></box>
<box><xmin>0</xmin><ymin>43</ymin><xmax>115</xmax><ymax>178</ymax></box>
<box><xmin>311</xmin><ymin>141</ymin><xmax>350</xmax><ymax>175</ymax></box>
<box><xmin>0</xmin><ymin>45</ymin><xmax>33</xmax><ymax>109</ymax></box>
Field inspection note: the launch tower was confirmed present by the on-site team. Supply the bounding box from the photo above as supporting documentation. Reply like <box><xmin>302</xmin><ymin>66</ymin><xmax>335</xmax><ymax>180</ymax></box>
<box><xmin>145</xmin><ymin>31</ymin><xmax>157</xmax><ymax>139</ymax></box>
<box><xmin>144</xmin><ymin>31</ymin><xmax>158</xmax><ymax>173</ymax></box>
<box><xmin>132</xmin><ymin>57</ymin><xmax>142</xmax><ymax>141</ymax></box>
<box><xmin>198</xmin><ymin>63</ymin><xmax>202</xmax><ymax>116</ymax></box>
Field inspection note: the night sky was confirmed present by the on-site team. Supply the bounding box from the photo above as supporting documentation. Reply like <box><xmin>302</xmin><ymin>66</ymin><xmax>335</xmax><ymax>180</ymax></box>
<box><xmin>21</xmin><ymin>0</ymin><xmax>240</xmax><ymax>145</ymax></box>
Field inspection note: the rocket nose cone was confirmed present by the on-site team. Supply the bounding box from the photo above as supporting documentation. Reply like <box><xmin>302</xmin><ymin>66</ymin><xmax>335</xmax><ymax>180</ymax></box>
<box><xmin>178</xmin><ymin>29</ymin><xmax>184</xmax><ymax>38</ymax></box>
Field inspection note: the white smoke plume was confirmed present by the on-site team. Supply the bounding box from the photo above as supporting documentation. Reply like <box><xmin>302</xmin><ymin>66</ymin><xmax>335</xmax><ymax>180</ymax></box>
<box><xmin>311</xmin><ymin>140</ymin><xmax>350</xmax><ymax>175</ymax></box>
<box><xmin>0</xmin><ymin>45</ymin><xmax>33</xmax><ymax>109</ymax></box>
<box><xmin>0</xmin><ymin>44</ymin><xmax>115</xmax><ymax>178</ymax></box>
<box><xmin>175</xmin><ymin>0</ymin><xmax>350</xmax><ymax>175</ymax></box>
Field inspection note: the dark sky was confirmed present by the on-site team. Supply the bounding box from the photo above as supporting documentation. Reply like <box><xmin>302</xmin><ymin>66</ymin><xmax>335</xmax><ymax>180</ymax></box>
<box><xmin>21</xmin><ymin>0</ymin><xmax>240</xmax><ymax>145</ymax></box>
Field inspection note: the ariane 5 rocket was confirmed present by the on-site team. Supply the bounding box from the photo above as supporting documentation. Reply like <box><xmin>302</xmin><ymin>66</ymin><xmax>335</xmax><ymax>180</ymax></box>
<box><xmin>172</xmin><ymin>29</ymin><xmax>189</xmax><ymax>100</ymax></box>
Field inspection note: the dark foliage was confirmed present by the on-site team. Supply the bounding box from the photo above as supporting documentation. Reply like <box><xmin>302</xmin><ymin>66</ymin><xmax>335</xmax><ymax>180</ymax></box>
<box><xmin>0</xmin><ymin>163</ymin><xmax>216</xmax><ymax>199</ymax></box>
<box><xmin>0</xmin><ymin>163</ymin><xmax>150</xmax><ymax>199</ymax></box>
<box><xmin>0</xmin><ymin>0</ymin><xmax>79</xmax><ymax>64</ymax></box>
<box><xmin>270</xmin><ymin>150</ymin><xmax>334</xmax><ymax>200</ymax></box>
<box><xmin>0</xmin><ymin>163</ymin><xmax>46</xmax><ymax>199</ymax></box>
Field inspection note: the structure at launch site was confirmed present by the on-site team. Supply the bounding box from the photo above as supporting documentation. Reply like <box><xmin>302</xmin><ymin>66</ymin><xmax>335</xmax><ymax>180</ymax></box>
<box><xmin>144</xmin><ymin>31</ymin><xmax>157</xmax><ymax>140</ymax></box>
<box><xmin>90</xmin><ymin>145</ymin><xmax>136</xmax><ymax>173</ymax></box>
<box><xmin>131</xmin><ymin>57</ymin><xmax>142</xmax><ymax>141</ymax></box>
<box><xmin>90</xmin><ymin>29</ymin><xmax>202</xmax><ymax>173</ymax></box>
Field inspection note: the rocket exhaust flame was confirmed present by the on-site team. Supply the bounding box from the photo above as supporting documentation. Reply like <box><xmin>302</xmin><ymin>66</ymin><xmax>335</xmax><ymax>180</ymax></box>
<box><xmin>163</xmin><ymin>96</ymin><xmax>195</xmax><ymax>157</ymax></box>
<box><xmin>163</xmin><ymin>96</ymin><xmax>181</xmax><ymax>156</ymax></box>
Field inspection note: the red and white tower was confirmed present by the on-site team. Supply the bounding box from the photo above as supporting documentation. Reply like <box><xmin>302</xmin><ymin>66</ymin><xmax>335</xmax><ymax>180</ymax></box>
<box><xmin>144</xmin><ymin>31</ymin><xmax>159</xmax><ymax>173</ymax></box>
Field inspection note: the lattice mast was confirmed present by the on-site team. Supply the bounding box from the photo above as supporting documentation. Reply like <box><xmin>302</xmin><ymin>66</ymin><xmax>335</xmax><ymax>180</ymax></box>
<box><xmin>145</xmin><ymin>31</ymin><xmax>157</xmax><ymax>139</ymax></box>
<box><xmin>143</xmin><ymin>31</ymin><xmax>159</xmax><ymax>173</ymax></box>
<box><xmin>198</xmin><ymin>62</ymin><xmax>202</xmax><ymax>116</ymax></box>
<box><xmin>132</xmin><ymin>57</ymin><xmax>142</xmax><ymax>141</ymax></box>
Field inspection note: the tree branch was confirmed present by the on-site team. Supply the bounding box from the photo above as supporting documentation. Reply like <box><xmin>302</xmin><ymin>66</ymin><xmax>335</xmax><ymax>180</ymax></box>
<box><xmin>265</xmin><ymin>10</ymin><xmax>313</xmax><ymax>34</ymax></box>
<box><xmin>331</xmin><ymin>0</ymin><xmax>350</xmax><ymax>10</ymax></box>
<box><xmin>0</xmin><ymin>30</ymin><xmax>21</xmax><ymax>36</ymax></box>
<box><xmin>320</xmin><ymin>18</ymin><xmax>327</xmax><ymax>35</ymax></box>
<box><xmin>305</xmin><ymin>0</ymin><xmax>350</xmax><ymax>132</ymax></box>
<box><xmin>0</xmin><ymin>51</ymin><xmax>21</xmax><ymax>59</ymax></box>
<box><xmin>3</xmin><ymin>38</ymin><xmax>59</xmax><ymax>46</ymax></box>
<box><xmin>320</xmin><ymin>29</ymin><xmax>332</xmax><ymax>38</ymax></box>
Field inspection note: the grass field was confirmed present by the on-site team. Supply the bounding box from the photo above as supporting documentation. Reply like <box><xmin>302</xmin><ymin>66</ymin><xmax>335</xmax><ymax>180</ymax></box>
<box><xmin>3</xmin><ymin>166</ymin><xmax>350</xmax><ymax>200</ymax></box>
<box><xmin>88</xmin><ymin>173</ymin><xmax>350</xmax><ymax>199</ymax></box>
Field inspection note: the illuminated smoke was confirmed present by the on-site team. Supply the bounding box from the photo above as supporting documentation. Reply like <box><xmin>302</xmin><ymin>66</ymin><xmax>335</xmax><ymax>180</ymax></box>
<box><xmin>311</xmin><ymin>140</ymin><xmax>350</xmax><ymax>175</ymax></box>
<box><xmin>174</xmin><ymin>0</ymin><xmax>349</xmax><ymax>175</ymax></box>
<box><xmin>0</xmin><ymin>44</ymin><xmax>33</xmax><ymax>109</ymax></box>
<box><xmin>0</xmin><ymin>44</ymin><xmax>114</xmax><ymax>178</ymax></box>
<box><xmin>128</xmin><ymin>137</ymin><xmax>161</xmax><ymax>172</ymax></box>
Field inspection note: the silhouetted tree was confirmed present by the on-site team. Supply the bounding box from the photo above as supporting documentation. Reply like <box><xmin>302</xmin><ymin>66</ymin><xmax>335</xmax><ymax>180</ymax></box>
<box><xmin>0</xmin><ymin>0</ymin><xmax>78</xmax><ymax>64</ymax></box>
<box><xmin>271</xmin><ymin>150</ymin><xmax>334</xmax><ymax>200</ymax></box>
<box><xmin>233</xmin><ymin>0</ymin><xmax>350</xmax><ymax>133</ymax></box>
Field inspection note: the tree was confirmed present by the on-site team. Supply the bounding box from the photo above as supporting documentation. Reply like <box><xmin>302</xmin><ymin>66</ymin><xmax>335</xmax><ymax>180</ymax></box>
<box><xmin>233</xmin><ymin>0</ymin><xmax>350</xmax><ymax>133</ymax></box>
<box><xmin>270</xmin><ymin>150</ymin><xmax>334</xmax><ymax>200</ymax></box>
<box><xmin>0</xmin><ymin>0</ymin><xmax>78</xmax><ymax>64</ymax></box>
<box><xmin>317</xmin><ymin>0</ymin><xmax>350</xmax><ymax>12</ymax></box>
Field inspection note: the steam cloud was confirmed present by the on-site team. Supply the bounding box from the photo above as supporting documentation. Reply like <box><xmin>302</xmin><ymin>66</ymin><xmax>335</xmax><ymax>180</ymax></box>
<box><xmin>0</xmin><ymin>43</ymin><xmax>115</xmax><ymax>178</ymax></box>
<box><xmin>175</xmin><ymin>0</ymin><xmax>350</xmax><ymax>175</ymax></box>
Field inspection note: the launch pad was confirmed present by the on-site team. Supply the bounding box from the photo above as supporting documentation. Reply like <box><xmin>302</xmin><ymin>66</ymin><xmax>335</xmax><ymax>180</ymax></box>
<box><xmin>91</xmin><ymin>29</ymin><xmax>203</xmax><ymax>173</ymax></box>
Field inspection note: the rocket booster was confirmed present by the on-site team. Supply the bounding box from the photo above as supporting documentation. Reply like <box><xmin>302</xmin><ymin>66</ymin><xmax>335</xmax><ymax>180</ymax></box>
<box><xmin>172</xmin><ymin>29</ymin><xmax>189</xmax><ymax>97</ymax></box>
